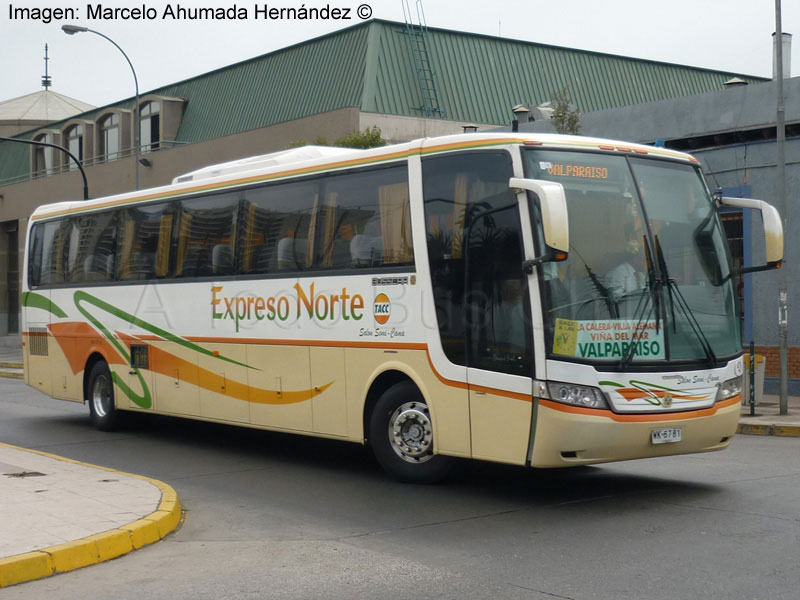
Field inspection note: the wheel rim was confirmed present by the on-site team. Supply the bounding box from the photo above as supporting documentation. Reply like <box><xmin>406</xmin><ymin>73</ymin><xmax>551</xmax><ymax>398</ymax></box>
<box><xmin>388</xmin><ymin>402</ymin><xmax>434</xmax><ymax>463</ymax></box>
<box><xmin>92</xmin><ymin>373</ymin><xmax>112</xmax><ymax>419</ymax></box>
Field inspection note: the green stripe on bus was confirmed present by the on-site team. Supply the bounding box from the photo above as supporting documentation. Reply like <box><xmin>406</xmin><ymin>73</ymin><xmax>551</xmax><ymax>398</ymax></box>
<box><xmin>21</xmin><ymin>292</ymin><xmax>68</xmax><ymax>319</ymax></box>
<box><xmin>73</xmin><ymin>291</ymin><xmax>254</xmax><ymax>371</ymax></box>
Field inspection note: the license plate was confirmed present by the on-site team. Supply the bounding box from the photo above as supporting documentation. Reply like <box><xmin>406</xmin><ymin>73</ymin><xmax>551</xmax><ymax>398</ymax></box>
<box><xmin>651</xmin><ymin>427</ymin><xmax>682</xmax><ymax>444</ymax></box>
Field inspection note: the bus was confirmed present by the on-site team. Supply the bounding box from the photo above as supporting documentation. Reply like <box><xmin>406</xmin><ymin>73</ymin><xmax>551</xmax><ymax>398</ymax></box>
<box><xmin>21</xmin><ymin>133</ymin><xmax>783</xmax><ymax>482</ymax></box>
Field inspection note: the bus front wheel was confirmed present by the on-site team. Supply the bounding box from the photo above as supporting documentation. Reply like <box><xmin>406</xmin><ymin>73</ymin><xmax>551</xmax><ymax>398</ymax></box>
<box><xmin>369</xmin><ymin>381</ymin><xmax>453</xmax><ymax>483</ymax></box>
<box><xmin>87</xmin><ymin>361</ymin><xmax>121</xmax><ymax>431</ymax></box>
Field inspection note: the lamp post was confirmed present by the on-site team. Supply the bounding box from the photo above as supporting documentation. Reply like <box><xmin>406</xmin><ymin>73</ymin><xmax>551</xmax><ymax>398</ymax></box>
<box><xmin>0</xmin><ymin>136</ymin><xmax>89</xmax><ymax>200</ymax></box>
<box><xmin>62</xmin><ymin>24</ymin><xmax>140</xmax><ymax>190</ymax></box>
<box><xmin>774</xmin><ymin>1</ymin><xmax>789</xmax><ymax>415</ymax></box>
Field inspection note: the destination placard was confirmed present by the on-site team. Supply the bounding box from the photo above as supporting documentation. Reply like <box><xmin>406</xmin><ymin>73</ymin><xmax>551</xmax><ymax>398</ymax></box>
<box><xmin>554</xmin><ymin>318</ymin><xmax>664</xmax><ymax>360</ymax></box>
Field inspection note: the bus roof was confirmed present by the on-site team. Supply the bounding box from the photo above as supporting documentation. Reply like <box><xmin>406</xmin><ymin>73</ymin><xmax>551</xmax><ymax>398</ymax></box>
<box><xmin>29</xmin><ymin>133</ymin><xmax>697</xmax><ymax>222</ymax></box>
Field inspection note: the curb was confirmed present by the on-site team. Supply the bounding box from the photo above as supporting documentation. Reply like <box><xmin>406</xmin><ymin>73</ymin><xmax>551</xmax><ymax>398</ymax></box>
<box><xmin>0</xmin><ymin>370</ymin><xmax>24</xmax><ymax>380</ymax></box>
<box><xmin>0</xmin><ymin>362</ymin><xmax>24</xmax><ymax>380</ymax></box>
<box><xmin>736</xmin><ymin>423</ymin><xmax>800</xmax><ymax>437</ymax></box>
<box><xmin>0</xmin><ymin>443</ymin><xmax>182</xmax><ymax>588</ymax></box>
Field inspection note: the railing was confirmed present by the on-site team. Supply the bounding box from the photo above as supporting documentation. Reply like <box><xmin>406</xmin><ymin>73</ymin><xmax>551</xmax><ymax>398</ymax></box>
<box><xmin>0</xmin><ymin>140</ymin><xmax>191</xmax><ymax>188</ymax></box>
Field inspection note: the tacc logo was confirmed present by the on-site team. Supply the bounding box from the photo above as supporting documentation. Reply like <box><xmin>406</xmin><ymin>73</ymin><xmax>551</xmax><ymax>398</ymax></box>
<box><xmin>373</xmin><ymin>293</ymin><xmax>391</xmax><ymax>325</ymax></box>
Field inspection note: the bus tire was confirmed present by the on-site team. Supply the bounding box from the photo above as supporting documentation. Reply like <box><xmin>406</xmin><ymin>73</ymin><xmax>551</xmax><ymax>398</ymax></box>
<box><xmin>87</xmin><ymin>361</ymin><xmax>121</xmax><ymax>431</ymax></box>
<box><xmin>369</xmin><ymin>381</ymin><xmax>453</xmax><ymax>483</ymax></box>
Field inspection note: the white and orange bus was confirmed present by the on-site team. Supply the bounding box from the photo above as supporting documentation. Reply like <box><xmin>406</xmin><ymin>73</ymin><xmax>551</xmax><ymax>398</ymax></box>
<box><xmin>21</xmin><ymin>133</ymin><xmax>783</xmax><ymax>482</ymax></box>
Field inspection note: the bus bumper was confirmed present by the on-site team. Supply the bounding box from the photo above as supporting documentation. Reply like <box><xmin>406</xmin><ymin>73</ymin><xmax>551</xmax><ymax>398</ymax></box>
<box><xmin>529</xmin><ymin>396</ymin><xmax>741</xmax><ymax>468</ymax></box>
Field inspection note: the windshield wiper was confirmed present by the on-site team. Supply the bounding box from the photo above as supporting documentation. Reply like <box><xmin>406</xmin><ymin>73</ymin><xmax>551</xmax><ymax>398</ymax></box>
<box><xmin>618</xmin><ymin>237</ymin><xmax>662</xmax><ymax>370</ymax></box>
<box><xmin>654</xmin><ymin>236</ymin><xmax>717</xmax><ymax>366</ymax></box>
<box><xmin>618</xmin><ymin>285</ymin><xmax>654</xmax><ymax>370</ymax></box>
<box><xmin>580</xmin><ymin>259</ymin><xmax>619</xmax><ymax>319</ymax></box>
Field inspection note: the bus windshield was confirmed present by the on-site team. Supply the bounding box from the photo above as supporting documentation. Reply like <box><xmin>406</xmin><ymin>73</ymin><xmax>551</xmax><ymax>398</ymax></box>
<box><xmin>523</xmin><ymin>149</ymin><xmax>740</xmax><ymax>366</ymax></box>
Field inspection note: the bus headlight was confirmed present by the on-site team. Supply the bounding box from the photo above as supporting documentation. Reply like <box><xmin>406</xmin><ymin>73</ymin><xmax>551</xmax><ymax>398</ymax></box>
<box><xmin>716</xmin><ymin>376</ymin><xmax>743</xmax><ymax>402</ymax></box>
<box><xmin>548</xmin><ymin>382</ymin><xmax>608</xmax><ymax>409</ymax></box>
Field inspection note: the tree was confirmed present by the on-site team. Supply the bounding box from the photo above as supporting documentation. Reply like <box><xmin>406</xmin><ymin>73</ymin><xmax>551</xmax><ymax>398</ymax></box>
<box><xmin>287</xmin><ymin>126</ymin><xmax>387</xmax><ymax>150</ymax></box>
<box><xmin>286</xmin><ymin>136</ymin><xmax>329</xmax><ymax>149</ymax></box>
<box><xmin>550</xmin><ymin>87</ymin><xmax>580</xmax><ymax>135</ymax></box>
<box><xmin>334</xmin><ymin>126</ymin><xmax>386</xmax><ymax>149</ymax></box>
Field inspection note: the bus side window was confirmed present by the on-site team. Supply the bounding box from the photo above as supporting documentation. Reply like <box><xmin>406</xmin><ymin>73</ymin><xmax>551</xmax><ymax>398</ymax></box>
<box><xmin>43</xmin><ymin>220</ymin><xmax>71</xmax><ymax>285</ymax></box>
<box><xmin>27</xmin><ymin>222</ymin><xmax>48</xmax><ymax>287</ymax></box>
<box><xmin>311</xmin><ymin>164</ymin><xmax>411</xmax><ymax>271</ymax></box>
<box><xmin>175</xmin><ymin>193</ymin><xmax>238</xmax><ymax>279</ymax></box>
<box><xmin>237</xmin><ymin>179</ymin><xmax>318</xmax><ymax>275</ymax></box>
<box><xmin>66</xmin><ymin>212</ymin><xmax>119</xmax><ymax>284</ymax></box>
<box><xmin>118</xmin><ymin>203</ymin><xmax>174</xmax><ymax>281</ymax></box>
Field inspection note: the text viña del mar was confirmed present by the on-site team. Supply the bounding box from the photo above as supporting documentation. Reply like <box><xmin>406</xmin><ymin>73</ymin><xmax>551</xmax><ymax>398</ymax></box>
<box><xmin>8</xmin><ymin>3</ymin><xmax>371</xmax><ymax>23</ymax></box>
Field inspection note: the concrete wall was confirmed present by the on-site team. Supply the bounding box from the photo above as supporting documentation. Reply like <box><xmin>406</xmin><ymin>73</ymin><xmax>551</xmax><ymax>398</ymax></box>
<box><xmin>360</xmin><ymin>113</ymin><xmax>498</xmax><ymax>143</ymax></box>
<box><xmin>0</xmin><ymin>120</ymin><xmax>52</xmax><ymax>137</ymax></box>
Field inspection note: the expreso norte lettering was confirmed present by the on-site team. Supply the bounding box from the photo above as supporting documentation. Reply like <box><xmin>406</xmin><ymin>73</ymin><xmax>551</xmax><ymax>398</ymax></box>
<box><xmin>212</xmin><ymin>283</ymin><xmax>365</xmax><ymax>332</ymax></box>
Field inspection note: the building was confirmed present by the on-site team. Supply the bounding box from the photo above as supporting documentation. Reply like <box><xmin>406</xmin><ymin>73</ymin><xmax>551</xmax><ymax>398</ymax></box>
<box><xmin>0</xmin><ymin>19</ymin><xmax>766</xmax><ymax>336</ymax></box>
<box><xmin>0</xmin><ymin>89</ymin><xmax>94</xmax><ymax>137</ymax></box>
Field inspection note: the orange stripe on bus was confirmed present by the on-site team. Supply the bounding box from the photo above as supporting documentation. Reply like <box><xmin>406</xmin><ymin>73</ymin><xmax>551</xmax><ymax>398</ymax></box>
<box><xmin>48</xmin><ymin>321</ymin><xmax>126</xmax><ymax>374</ymax></box>
<box><xmin>538</xmin><ymin>395</ymin><xmax>740</xmax><ymax>423</ymax></box>
<box><xmin>144</xmin><ymin>343</ymin><xmax>328</xmax><ymax>405</ymax></box>
<box><xmin>36</xmin><ymin>325</ymin><xmax>730</xmax><ymax>412</ymax></box>
<box><xmin>182</xmin><ymin>336</ymin><xmax>428</xmax><ymax>351</ymax></box>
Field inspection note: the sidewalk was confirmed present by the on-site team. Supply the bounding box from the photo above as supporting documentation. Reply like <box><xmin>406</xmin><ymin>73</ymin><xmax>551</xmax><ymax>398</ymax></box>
<box><xmin>0</xmin><ymin>443</ymin><xmax>181</xmax><ymax>588</ymax></box>
<box><xmin>737</xmin><ymin>394</ymin><xmax>800</xmax><ymax>436</ymax></box>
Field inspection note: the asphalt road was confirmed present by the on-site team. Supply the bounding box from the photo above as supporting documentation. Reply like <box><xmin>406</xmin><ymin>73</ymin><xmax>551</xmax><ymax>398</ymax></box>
<box><xmin>1</xmin><ymin>377</ymin><xmax>799</xmax><ymax>600</ymax></box>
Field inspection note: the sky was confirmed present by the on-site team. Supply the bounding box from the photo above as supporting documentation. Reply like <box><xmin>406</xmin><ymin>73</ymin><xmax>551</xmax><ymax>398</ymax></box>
<box><xmin>1</xmin><ymin>0</ymin><xmax>799</xmax><ymax>108</ymax></box>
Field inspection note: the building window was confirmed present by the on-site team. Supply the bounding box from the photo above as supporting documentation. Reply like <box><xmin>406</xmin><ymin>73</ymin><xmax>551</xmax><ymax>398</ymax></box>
<box><xmin>140</xmin><ymin>101</ymin><xmax>160</xmax><ymax>152</ymax></box>
<box><xmin>33</xmin><ymin>133</ymin><xmax>54</xmax><ymax>176</ymax></box>
<box><xmin>65</xmin><ymin>125</ymin><xmax>83</xmax><ymax>171</ymax></box>
<box><xmin>98</xmin><ymin>113</ymin><xmax>120</xmax><ymax>162</ymax></box>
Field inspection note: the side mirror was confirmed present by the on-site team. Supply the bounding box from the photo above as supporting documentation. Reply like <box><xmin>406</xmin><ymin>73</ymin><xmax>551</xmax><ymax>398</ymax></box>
<box><xmin>509</xmin><ymin>178</ymin><xmax>569</xmax><ymax>270</ymax></box>
<box><xmin>719</xmin><ymin>196</ymin><xmax>784</xmax><ymax>273</ymax></box>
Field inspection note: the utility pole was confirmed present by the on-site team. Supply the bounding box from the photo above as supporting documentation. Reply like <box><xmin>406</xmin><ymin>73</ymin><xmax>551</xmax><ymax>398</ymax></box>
<box><xmin>775</xmin><ymin>0</ymin><xmax>788</xmax><ymax>415</ymax></box>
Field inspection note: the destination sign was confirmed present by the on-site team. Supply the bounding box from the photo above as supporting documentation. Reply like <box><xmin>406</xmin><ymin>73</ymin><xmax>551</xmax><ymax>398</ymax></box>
<box><xmin>554</xmin><ymin>318</ymin><xmax>665</xmax><ymax>360</ymax></box>
<box><xmin>540</xmin><ymin>162</ymin><xmax>610</xmax><ymax>179</ymax></box>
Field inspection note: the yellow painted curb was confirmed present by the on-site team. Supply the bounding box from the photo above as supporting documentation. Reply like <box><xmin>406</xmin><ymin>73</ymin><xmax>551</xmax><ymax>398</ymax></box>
<box><xmin>772</xmin><ymin>425</ymin><xmax>800</xmax><ymax>437</ymax></box>
<box><xmin>0</xmin><ymin>443</ymin><xmax>182</xmax><ymax>588</ymax></box>
<box><xmin>0</xmin><ymin>361</ymin><xmax>22</xmax><ymax>369</ymax></box>
<box><xmin>0</xmin><ymin>370</ymin><xmax>24</xmax><ymax>380</ymax></box>
<box><xmin>737</xmin><ymin>423</ymin><xmax>800</xmax><ymax>437</ymax></box>
<box><xmin>736</xmin><ymin>423</ymin><xmax>772</xmax><ymax>436</ymax></box>
<box><xmin>0</xmin><ymin>552</ymin><xmax>53</xmax><ymax>587</ymax></box>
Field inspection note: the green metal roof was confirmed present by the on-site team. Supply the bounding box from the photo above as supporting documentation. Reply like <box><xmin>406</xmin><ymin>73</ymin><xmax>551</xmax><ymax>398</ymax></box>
<box><xmin>365</xmin><ymin>21</ymin><xmax>766</xmax><ymax>121</ymax></box>
<box><xmin>0</xmin><ymin>19</ymin><xmax>766</xmax><ymax>186</ymax></box>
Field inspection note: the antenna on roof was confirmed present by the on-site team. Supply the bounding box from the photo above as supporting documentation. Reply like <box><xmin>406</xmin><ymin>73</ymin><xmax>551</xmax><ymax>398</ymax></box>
<box><xmin>41</xmin><ymin>44</ymin><xmax>52</xmax><ymax>89</ymax></box>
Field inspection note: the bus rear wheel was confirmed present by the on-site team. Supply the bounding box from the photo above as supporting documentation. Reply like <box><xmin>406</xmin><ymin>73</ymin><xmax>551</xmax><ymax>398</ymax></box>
<box><xmin>87</xmin><ymin>361</ymin><xmax>121</xmax><ymax>431</ymax></box>
<box><xmin>369</xmin><ymin>381</ymin><xmax>453</xmax><ymax>483</ymax></box>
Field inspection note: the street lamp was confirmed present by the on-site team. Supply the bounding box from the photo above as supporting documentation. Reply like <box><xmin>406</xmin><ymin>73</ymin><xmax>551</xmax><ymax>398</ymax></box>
<box><xmin>0</xmin><ymin>136</ymin><xmax>89</xmax><ymax>199</ymax></box>
<box><xmin>62</xmin><ymin>24</ymin><xmax>140</xmax><ymax>190</ymax></box>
